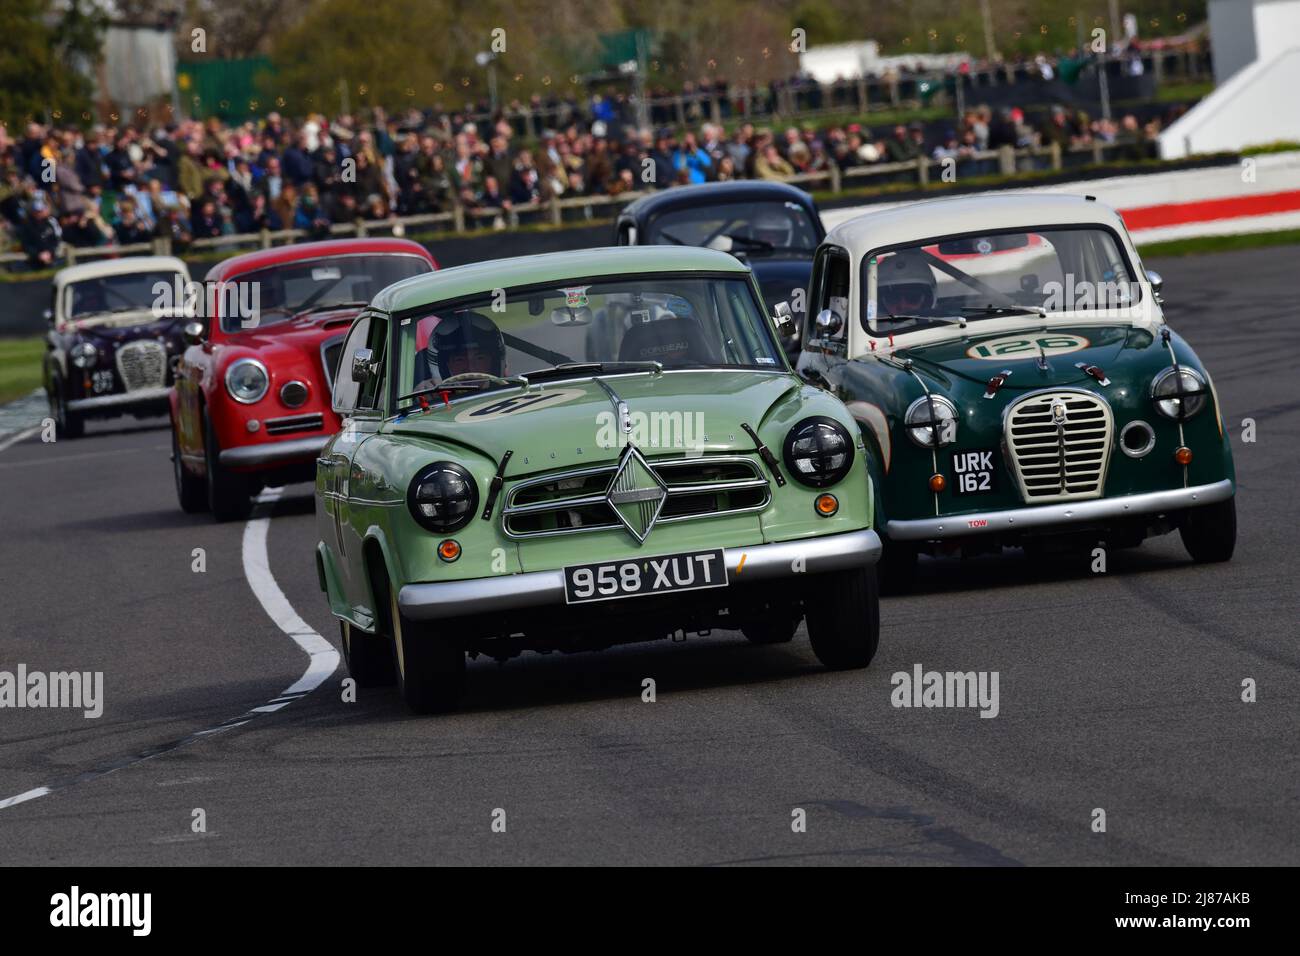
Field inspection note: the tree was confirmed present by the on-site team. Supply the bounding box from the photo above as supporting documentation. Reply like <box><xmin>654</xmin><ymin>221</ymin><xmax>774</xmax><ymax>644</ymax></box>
<box><xmin>0</xmin><ymin>0</ymin><xmax>105</xmax><ymax>128</ymax></box>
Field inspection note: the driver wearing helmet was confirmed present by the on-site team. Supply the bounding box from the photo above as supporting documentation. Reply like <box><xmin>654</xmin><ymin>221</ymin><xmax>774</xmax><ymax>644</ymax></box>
<box><xmin>749</xmin><ymin>209</ymin><xmax>793</xmax><ymax>249</ymax></box>
<box><xmin>415</xmin><ymin>310</ymin><xmax>506</xmax><ymax>389</ymax></box>
<box><xmin>876</xmin><ymin>251</ymin><xmax>937</xmax><ymax>317</ymax></box>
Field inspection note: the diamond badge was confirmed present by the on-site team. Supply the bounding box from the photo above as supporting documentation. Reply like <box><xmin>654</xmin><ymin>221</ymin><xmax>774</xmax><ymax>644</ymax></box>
<box><xmin>605</xmin><ymin>444</ymin><xmax>668</xmax><ymax>543</ymax></box>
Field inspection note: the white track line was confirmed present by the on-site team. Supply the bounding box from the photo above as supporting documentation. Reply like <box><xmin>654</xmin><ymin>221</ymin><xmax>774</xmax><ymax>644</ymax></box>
<box><xmin>0</xmin><ymin>486</ymin><xmax>338</xmax><ymax>810</ymax></box>
<box><xmin>0</xmin><ymin>426</ymin><xmax>40</xmax><ymax>453</ymax></box>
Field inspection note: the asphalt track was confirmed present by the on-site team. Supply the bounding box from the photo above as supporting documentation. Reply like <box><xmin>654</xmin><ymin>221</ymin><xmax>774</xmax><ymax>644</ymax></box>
<box><xmin>0</xmin><ymin>246</ymin><xmax>1296</xmax><ymax>866</ymax></box>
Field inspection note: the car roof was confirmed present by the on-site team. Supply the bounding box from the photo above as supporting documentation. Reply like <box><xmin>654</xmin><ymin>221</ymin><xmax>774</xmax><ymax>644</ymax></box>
<box><xmin>620</xmin><ymin>180</ymin><xmax>816</xmax><ymax>221</ymax></box>
<box><xmin>204</xmin><ymin>237</ymin><xmax>435</xmax><ymax>281</ymax></box>
<box><xmin>54</xmin><ymin>255</ymin><xmax>188</xmax><ymax>287</ymax></box>
<box><xmin>372</xmin><ymin>245</ymin><xmax>752</xmax><ymax>314</ymax></box>
<box><xmin>824</xmin><ymin>192</ymin><xmax>1128</xmax><ymax>253</ymax></box>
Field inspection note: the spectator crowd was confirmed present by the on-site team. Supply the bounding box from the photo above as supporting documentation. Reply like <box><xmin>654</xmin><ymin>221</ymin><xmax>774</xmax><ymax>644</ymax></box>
<box><xmin>1</xmin><ymin>74</ymin><xmax>1178</xmax><ymax>270</ymax></box>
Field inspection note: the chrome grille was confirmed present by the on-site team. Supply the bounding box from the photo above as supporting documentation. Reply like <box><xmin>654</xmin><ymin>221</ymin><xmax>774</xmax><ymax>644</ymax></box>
<box><xmin>115</xmin><ymin>341</ymin><xmax>167</xmax><ymax>392</ymax></box>
<box><xmin>502</xmin><ymin>455</ymin><xmax>770</xmax><ymax>538</ymax></box>
<box><xmin>1004</xmin><ymin>390</ymin><xmax>1113</xmax><ymax>502</ymax></box>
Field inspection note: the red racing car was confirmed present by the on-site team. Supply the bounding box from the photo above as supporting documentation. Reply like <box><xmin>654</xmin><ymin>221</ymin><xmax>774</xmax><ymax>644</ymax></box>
<box><xmin>170</xmin><ymin>238</ymin><xmax>437</xmax><ymax>520</ymax></box>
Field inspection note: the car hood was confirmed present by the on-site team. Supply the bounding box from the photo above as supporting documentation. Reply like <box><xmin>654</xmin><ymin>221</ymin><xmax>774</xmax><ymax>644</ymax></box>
<box><xmin>70</xmin><ymin>308</ymin><xmax>184</xmax><ymax>334</ymax></box>
<box><xmin>222</xmin><ymin>310</ymin><xmax>355</xmax><ymax>352</ymax></box>
<box><xmin>897</xmin><ymin>323</ymin><xmax>1152</xmax><ymax>390</ymax></box>
<box><xmin>388</xmin><ymin>370</ymin><xmax>801</xmax><ymax>473</ymax></box>
<box><xmin>77</xmin><ymin>313</ymin><xmax>184</xmax><ymax>344</ymax></box>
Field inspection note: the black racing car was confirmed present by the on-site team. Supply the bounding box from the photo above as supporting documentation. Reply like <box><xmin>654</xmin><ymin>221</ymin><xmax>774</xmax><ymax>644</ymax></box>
<box><xmin>614</xmin><ymin>180</ymin><xmax>825</xmax><ymax>358</ymax></box>
<box><xmin>44</xmin><ymin>256</ymin><xmax>192</xmax><ymax>439</ymax></box>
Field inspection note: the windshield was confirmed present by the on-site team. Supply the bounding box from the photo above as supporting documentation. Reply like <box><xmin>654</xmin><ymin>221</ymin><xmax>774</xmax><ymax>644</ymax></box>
<box><xmin>861</xmin><ymin>227</ymin><xmax>1141</xmax><ymax>335</ymax></box>
<box><xmin>67</xmin><ymin>271</ymin><xmax>183</xmax><ymax>319</ymax></box>
<box><xmin>222</xmin><ymin>254</ymin><xmax>431</xmax><ymax>332</ymax></box>
<box><xmin>395</xmin><ymin>274</ymin><xmax>783</xmax><ymax>403</ymax></box>
<box><xmin>646</xmin><ymin>200</ymin><xmax>819</xmax><ymax>256</ymax></box>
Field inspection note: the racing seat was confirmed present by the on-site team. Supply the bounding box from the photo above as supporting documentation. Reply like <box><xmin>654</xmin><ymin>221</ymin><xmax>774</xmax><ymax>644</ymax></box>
<box><xmin>617</xmin><ymin>317</ymin><xmax>715</xmax><ymax>366</ymax></box>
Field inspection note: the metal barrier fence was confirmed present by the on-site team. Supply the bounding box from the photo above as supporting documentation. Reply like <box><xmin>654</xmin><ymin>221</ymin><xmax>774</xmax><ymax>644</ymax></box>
<box><xmin>489</xmin><ymin>49</ymin><xmax>1211</xmax><ymax>135</ymax></box>
<box><xmin>0</xmin><ymin>140</ymin><xmax>1146</xmax><ymax>269</ymax></box>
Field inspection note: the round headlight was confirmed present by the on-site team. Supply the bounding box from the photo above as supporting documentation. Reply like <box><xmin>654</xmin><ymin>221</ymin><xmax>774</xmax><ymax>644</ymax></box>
<box><xmin>225</xmin><ymin>358</ymin><xmax>269</xmax><ymax>404</ymax></box>
<box><xmin>71</xmin><ymin>342</ymin><xmax>99</xmax><ymax>369</ymax></box>
<box><xmin>1151</xmin><ymin>366</ymin><xmax>1207</xmax><ymax>420</ymax></box>
<box><xmin>782</xmin><ymin>416</ymin><xmax>855</xmax><ymax>488</ymax></box>
<box><xmin>904</xmin><ymin>395</ymin><xmax>959</xmax><ymax>448</ymax></box>
<box><xmin>407</xmin><ymin>462</ymin><xmax>478</xmax><ymax>533</ymax></box>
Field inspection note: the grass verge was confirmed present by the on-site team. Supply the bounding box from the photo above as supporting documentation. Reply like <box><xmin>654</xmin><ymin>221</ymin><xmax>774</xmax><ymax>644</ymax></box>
<box><xmin>0</xmin><ymin>336</ymin><xmax>45</xmax><ymax>405</ymax></box>
<box><xmin>1138</xmin><ymin>228</ymin><xmax>1300</xmax><ymax>258</ymax></box>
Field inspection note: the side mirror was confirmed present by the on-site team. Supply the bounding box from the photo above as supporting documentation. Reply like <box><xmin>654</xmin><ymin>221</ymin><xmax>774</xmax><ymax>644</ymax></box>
<box><xmin>772</xmin><ymin>301</ymin><xmax>796</xmax><ymax>337</ymax></box>
<box><xmin>814</xmin><ymin>308</ymin><xmax>843</xmax><ymax>337</ymax></box>
<box><xmin>183</xmin><ymin>321</ymin><xmax>206</xmax><ymax>346</ymax></box>
<box><xmin>352</xmin><ymin>347</ymin><xmax>378</xmax><ymax>384</ymax></box>
<box><xmin>43</xmin><ymin>308</ymin><xmax>53</xmax><ymax>324</ymax></box>
<box><xmin>1146</xmin><ymin>269</ymin><xmax>1164</xmax><ymax>304</ymax></box>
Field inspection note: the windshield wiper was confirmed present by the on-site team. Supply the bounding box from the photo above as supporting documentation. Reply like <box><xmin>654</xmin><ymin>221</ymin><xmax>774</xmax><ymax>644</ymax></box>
<box><xmin>878</xmin><ymin>313</ymin><xmax>968</xmax><ymax>328</ymax></box>
<box><xmin>961</xmin><ymin>305</ymin><xmax>1046</xmax><ymax>319</ymax></box>
<box><xmin>294</xmin><ymin>301</ymin><xmax>369</xmax><ymax>317</ymax></box>
<box><xmin>656</xmin><ymin>230</ymin><xmax>687</xmax><ymax>246</ymax></box>
<box><xmin>523</xmin><ymin>361</ymin><xmax>663</xmax><ymax>382</ymax></box>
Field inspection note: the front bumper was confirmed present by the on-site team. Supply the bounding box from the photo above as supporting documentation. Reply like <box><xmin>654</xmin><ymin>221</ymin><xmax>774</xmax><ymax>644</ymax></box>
<box><xmin>398</xmin><ymin>528</ymin><xmax>882</xmax><ymax>622</ymax></box>
<box><xmin>219</xmin><ymin>435</ymin><xmax>329</xmax><ymax>468</ymax></box>
<box><xmin>67</xmin><ymin>387</ymin><xmax>170</xmax><ymax>413</ymax></box>
<box><xmin>885</xmin><ymin>478</ymin><xmax>1234</xmax><ymax>541</ymax></box>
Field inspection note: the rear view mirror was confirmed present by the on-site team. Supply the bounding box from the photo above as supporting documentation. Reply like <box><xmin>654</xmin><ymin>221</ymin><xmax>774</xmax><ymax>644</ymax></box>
<box><xmin>352</xmin><ymin>347</ymin><xmax>378</xmax><ymax>384</ymax></box>
<box><xmin>814</xmin><ymin>308</ymin><xmax>843</xmax><ymax>337</ymax></box>
<box><xmin>550</xmin><ymin>306</ymin><xmax>593</xmax><ymax>326</ymax></box>
<box><xmin>772</xmin><ymin>301</ymin><xmax>796</xmax><ymax>337</ymax></box>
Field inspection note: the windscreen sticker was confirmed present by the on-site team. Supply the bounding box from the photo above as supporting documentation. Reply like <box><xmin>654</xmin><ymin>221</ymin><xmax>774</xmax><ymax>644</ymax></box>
<box><xmin>966</xmin><ymin>333</ymin><xmax>1090</xmax><ymax>360</ymax></box>
<box><xmin>756</xmin><ymin>356</ymin><xmax>777</xmax><ymax>365</ymax></box>
<box><xmin>561</xmin><ymin>286</ymin><xmax>590</xmax><ymax>308</ymax></box>
<box><xmin>312</xmin><ymin>267</ymin><xmax>342</xmax><ymax>281</ymax></box>
<box><xmin>452</xmin><ymin>387</ymin><xmax>586</xmax><ymax>422</ymax></box>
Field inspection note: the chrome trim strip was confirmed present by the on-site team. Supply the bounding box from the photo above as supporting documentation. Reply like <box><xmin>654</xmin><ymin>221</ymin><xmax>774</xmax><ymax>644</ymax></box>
<box><xmin>265</xmin><ymin>412</ymin><xmax>325</xmax><ymax>435</ymax></box>
<box><xmin>885</xmin><ymin>479</ymin><xmax>1234</xmax><ymax>541</ymax></box>
<box><xmin>67</xmin><ymin>386</ymin><xmax>170</xmax><ymax>411</ymax></box>
<box><xmin>397</xmin><ymin>529</ymin><xmax>882</xmax><ymax>621</ymax></box>
<box><xmin>219</xmin><ymin>435</ymin><xmax>329</xmax><ymax>468</ymax></box>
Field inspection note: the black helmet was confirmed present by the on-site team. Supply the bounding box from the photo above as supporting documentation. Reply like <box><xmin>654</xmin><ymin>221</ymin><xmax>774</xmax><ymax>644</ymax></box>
<box><xmin>428</xmin><ymin>311</ymin><xmax>506</xmax><ymax>378</ymax></box>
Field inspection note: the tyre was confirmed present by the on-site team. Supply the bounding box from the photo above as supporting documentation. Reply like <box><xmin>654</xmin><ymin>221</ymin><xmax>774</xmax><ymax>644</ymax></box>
<box><xmin>203</xmin><ymin>410</ymin><xmax>251</xmax><ymax>522</ymax></box>
<box><xmin>876</xmin><ymin>531</ymin><xmax>917</xmax><ymax>595</ymax></box>
<box><xmin>1180</xmin><ymin>495</ymin><xmax>1236</xmax><ymax>563</ymax></box>
<box><xmin>340</xmin><ymin>619</ymin><xmax>396</xmax><ymax>688</ymax></box>
<box><xmin>172</xmin><ymin>424</ymin><xmax>207</xmax><ymax>513</ymax></box>
<box><xmin>805</xmin><ymin>565</ymin><xmax>880</xmax><ymax>670</ymax></box>
<box><xmin>387</xmin><ymin>584</ymin><xmax>464</xmax><ymax>714</ymax></box>
<box><xmin>742</xmin><ymin>613</ymin><xmax>800</xmax><ymax>645</ymax></box>
<box><xmin>48</xmin><ymin>380</ymin><xmax>84</xmax><ymax>440</ymax></box>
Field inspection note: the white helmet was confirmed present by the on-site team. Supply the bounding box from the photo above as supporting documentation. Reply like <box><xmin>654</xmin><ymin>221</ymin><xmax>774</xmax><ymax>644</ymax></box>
<box><xmin>877</xmin><ymin>251</ymin><xmax>936</xmax><ymax>314</ymax></box>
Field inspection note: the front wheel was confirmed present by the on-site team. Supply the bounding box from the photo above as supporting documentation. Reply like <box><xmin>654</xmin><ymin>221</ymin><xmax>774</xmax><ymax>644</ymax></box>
<box><xmin>48</xmin><ymin>380</ymin><xmax>84</xmax><ymax>440</ymax></box>
<box><xmin>204</xmin><ymin>411</ymin><xmax>251</xmax><ymax>522</ymax></box>
<box><xmin>172</xmin><ymin>424</ymin><xmax>207</xmax><ymax>513</ymax></box>
<box><xmin>340</xmin><ymin>619</ymin><xmax>396</xmax><ymax>687</ymax></box>
<box><xmin>805</xmin><ymin>566</ymin><xmax>880</xmax><ymax>669</ymax></box>
<box><xmin>1180</xmin><ymin>496</ymin><xmax>1236</xmax><ymax>563</ymax></box>
<box><xmin>389</xmin><ymin>589</ymin><xmax>465</xmax><ymax>714</ymax></box>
